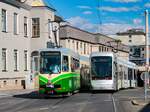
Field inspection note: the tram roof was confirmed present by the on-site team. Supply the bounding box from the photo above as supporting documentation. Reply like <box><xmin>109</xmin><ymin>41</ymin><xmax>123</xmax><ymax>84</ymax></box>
<box><xmin>90</xmin><ymin>52</ymin><xmax>115</xmax><ymax>57</ymax></box>
<box><xmin>117</xmin><ymin>58</ymin><xmax>137</xmax><ymax>69</ymax></box>
<box><xmin>80</xmin><ymin>55</ymin><xmax>89</xmax><ymax>62</ymax></box>
<box><xmin>39</xmin><ymin>48</ymin><xmax>80</xmax><ymax>59</ymax></box>
<box><xmin>90</xmin><ymin>52</ymin><xmax>137</xmax><ymax>69</ymax></box>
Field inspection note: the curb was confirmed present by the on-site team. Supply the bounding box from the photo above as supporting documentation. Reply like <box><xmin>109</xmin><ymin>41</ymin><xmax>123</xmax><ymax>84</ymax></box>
<box><xmin>131</xmin><ymin>100</ymin><xmax>148</xmax><ymax>106</ymax></box>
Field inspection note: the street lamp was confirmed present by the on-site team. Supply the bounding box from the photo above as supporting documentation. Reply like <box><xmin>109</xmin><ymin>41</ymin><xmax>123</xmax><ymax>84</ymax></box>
<box><xmin>49</xmin><ymin>15</ymin><xmax>65</xmax><ymax>48</ymax></box>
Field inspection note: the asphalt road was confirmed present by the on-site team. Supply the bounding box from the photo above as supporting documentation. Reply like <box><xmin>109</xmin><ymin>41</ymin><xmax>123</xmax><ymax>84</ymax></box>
<box><xmin>0</xmin><ymin>89</ymin><xmax>144</xmax><ymax>112</ymax></box>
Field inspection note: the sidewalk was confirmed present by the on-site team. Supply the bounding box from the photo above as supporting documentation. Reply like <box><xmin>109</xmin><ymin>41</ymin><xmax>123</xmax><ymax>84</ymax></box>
<box><xmin>129</xmin><ymin>88</ymin><xmax>150</xmax><ymax>112</ymax></box>
<box><xmin>0</xmin><ymin>89</ymin><xmax>36</xmax><ymax>98</ymax></box>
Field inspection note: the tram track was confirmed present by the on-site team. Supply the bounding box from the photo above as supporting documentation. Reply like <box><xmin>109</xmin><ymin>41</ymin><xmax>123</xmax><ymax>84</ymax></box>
<box><xmin>111</xmin><ymin>93</ymin><xmax>117</xmax><ymax>112</ymax></box>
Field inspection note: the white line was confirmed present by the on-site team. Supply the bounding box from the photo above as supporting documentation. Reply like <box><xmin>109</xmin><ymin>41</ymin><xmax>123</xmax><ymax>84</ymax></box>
<box><xmin>39</xmin><ymin>107</ymin><xmax>49</xmax><ymax>110</ymax></box>
<box><xmin>112</xmin><ymin>95</ymin><xmax>117</xmax><ymax>112</ymax></box>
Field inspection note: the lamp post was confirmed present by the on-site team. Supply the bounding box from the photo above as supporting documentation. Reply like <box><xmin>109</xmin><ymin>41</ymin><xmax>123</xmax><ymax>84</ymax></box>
<box><xmin>144</xmin><ymin>10</ymin><xmax>149</xmax><ymax>101</ymax></box>
<box><xmin>49</xmin><ymin>16</ymin><xmax>65</xmax><ymax>48</ymax></box>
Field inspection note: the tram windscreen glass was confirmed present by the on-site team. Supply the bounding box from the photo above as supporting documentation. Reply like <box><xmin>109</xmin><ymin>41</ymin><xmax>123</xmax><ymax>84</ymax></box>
<box><xmin>40</xmin><ymin>52</ymin><xmax>61</xmax><ymax>74</ymax></box>
<box><xmin>91</xmin><ymin>56</ymin><xmax>112</xmax><ymax>80</ymax></box>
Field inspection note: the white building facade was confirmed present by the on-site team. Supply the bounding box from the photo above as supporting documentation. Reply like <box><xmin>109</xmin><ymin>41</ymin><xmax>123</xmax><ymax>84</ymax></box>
<box><xmin>0</xmin><ymin>0</ymin><xmax>32</xmax><ymax>90</ymax></box>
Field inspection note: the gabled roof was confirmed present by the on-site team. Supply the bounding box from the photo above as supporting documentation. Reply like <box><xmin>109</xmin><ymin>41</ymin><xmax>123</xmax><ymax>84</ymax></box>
<box><xmin>32</xmin><ymin>0</ymin><xmax>56</xmax><ymax>11</ymax></box>
<box><xmin>0</xmin><ymin>0</ymin><xmax>31</xmax><ymax>10</ymax></box>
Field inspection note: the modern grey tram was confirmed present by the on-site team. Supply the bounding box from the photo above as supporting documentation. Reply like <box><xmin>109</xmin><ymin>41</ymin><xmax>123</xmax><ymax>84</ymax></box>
<box><xmin>90</xmin><ymin>52</ymin><xmax>137</xmax><ymax>91</ymax></box>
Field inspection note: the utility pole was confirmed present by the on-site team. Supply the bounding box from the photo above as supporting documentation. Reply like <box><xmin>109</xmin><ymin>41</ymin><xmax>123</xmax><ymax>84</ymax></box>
<box><xmin>144</xmin><ymin>10</ymin><xmax>149</xmax><ymax>101</ymax></box>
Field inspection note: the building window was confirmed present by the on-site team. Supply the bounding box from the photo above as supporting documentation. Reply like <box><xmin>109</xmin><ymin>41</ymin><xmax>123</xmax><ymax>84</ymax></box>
<box><xmin>68</xmin><ymin>39</ymin><xmax>70</xmax><ymax>43</ymax></box>
<box><xmin>99</xmin><ymin>46</ymin><xmax>101</xmax><ymax>52</ymax></box>
<box><xmin>3</xmin><ymin>81</ymin><xmax>6</xmax><ymax>86</ymax></box>
<box><xmin>2</xmin><ymin>48</ymin><xmax>7</xmax><ymax>72</ymax></box>
<box><xmin>142</xmin><ymin>48</ymin><xmax>144</xmax><ymax>51</ymax></box>
<box><xmin>142</xmin><ymin>54</ymin><xmax>144</xmax><ymax>58</ymax></box>
<box><xmin>14</xmin><ymin>49</ymin><xmax>19</xmax><ymax>71</ymax></box>
<box><xmin>14</xmin><ymin>13</ymin><xmax>18</xmax><ymax>34</ymax></box>
<box><xmin>24</xmin><ymin>17</ymin><xmax>27</xmax><ymax>37</ymax></box>
<box><xmin>130</xmin><ymin>48</ymin><xmax>132</xmax><ymax>52</ymax></box>
<box><xmin>76</xmin><ymin>41</ymin><xmax>79</xmax><ymax>51</ymax></box>
<box><xmin>24</xmin><ymin>50</ymin><xmax>28</xmax><ymax>71</ymax></box>
<box><xmin>1</xmin><ymin>9</ymin><xmax>7</xmax><ymax>32</ymax></box>
<box><xmin>107</xmin><ymin>48</ymin><xmax>109</xmax><ymax>51</ymax></box>
<box><xmin>129</xmin><ymin>40</ymin><xmax>132</xmax><ymax>42</ymax></box>
<box><xmin>48</xmin><ymin>19</ymin><xmax>51</xmax><ymax>38</ymax></box>
<box><xmin>84</xmin><ymin>43</ymin><xmax>86</xmax><ymax>54</ymax></box>
<box><xmin>32</xmin><ymin>18</ymin><xmax>40</xmax><ymax>37</ymax></box>
<box><xmin>80</xmin><ymin>42</ymin><xmax>82</xmax><ymax>54</ymax></box>
<box><xmin>15</xmin><ymin>80</ymin><xmax>18</xmax><ymax>85</ymax></box>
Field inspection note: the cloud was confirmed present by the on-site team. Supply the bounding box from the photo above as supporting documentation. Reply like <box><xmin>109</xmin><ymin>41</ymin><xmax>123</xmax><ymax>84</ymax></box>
<box><xmin>133</xmin><ymin>18</ymin><xmax>142</xmax><ymax>25</ymax></box>
<box><xmin>145</xmin><ymin>3</ymin><xmax>150</xmax><ymax>8</ymax></box>
<box><xmin>99</xmin><ymin>6</ymin><xmax>140</xmax><ymax>12</ymax></box>
<box><xmin>77</xmin><ymin>5</ymin><xmax>91</xmax><ymax>9</ymax></box>
<box><xmin>104</xmin><ymin>0</ymin><xmax>141</xmax><ymax>3</ymax></box>
<box><xmin>66</xmin><ymin>16</ymin><xmax>142</xmax><ymax>35</ymax></box>
<box><xmin>83</xmin><ymin>11</ymin><xmax>93</xmax><ymax>15</ymax></box>
<box><xmin>66</xmin><ymin>16</ymin><xmax>96</xmax><ymax>32</ymax></box>
<box><xmin>98</xmin><ymin>23</ymin><xmax>133</xmax><ymax>34</ymax></box>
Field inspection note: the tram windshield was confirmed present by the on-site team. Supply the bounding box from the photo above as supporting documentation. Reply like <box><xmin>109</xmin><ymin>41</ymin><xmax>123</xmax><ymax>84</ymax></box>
<box><xmin>40</xmin><ymin>51</ymin><xmax>61</xmax><ymax>74</ymax></box>
<box><xmin>91</xmin><ymin>56</ymin><xmax>112</xmax><ymax>80</ymax></box>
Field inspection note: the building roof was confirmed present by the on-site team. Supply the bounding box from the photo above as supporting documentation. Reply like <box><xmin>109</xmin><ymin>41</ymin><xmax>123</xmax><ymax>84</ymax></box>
<box><xmin>60</xmin><ymin>25</ymin><xmax>129</xmax><ymax>52</ymax></box>
<box><xmin>117</xmin><ymin>28</ymin><xmax>145</xmax><ymax>35</ymax></box>
<box><xmin>0</xmin><ymin>0</ymin><xmax>31</xmax><ymax>10</ymax></box>
<box><xmin>60</xmin><ymin>25</ymin><xmax>96</xmax><ymax>43</ymax></box>
<box><xmin>32</xmin><ymin>0</ymin><xmax>56</xmax><ymax>11</ymax></box>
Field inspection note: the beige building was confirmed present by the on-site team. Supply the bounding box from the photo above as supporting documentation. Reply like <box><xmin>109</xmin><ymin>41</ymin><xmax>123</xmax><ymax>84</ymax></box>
<box><xmin>31</xmin><ymin>0</ymin><xmax>60</xmax><ymax>52</ymax></box>
<box><xmin>0</xmin><ymin>0</ymin><xmax>31</xmax><ymax>90</ymax></box>
<box><xmin>60</xmin><ymin>25</ymin><xmax>129</xmax><ymax>60</ymax></box>
<box><xmin>116</xmin><ymin>29</ymin><xmax>146</xmax><ymax>66</ymax></box>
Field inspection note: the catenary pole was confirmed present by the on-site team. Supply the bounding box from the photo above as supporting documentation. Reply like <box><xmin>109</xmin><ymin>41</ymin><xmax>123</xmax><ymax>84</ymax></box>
<box><xmin>145</xmin><ymin>10</ymin><xmax>149</xmax><ymax>101</ymax></box>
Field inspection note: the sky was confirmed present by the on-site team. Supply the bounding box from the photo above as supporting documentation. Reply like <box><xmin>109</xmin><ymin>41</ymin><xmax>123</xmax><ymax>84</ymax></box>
<box><xmin>45</xmin><ymin>0</ymin><xmax>150</xmax><ymax>35</ymax></box>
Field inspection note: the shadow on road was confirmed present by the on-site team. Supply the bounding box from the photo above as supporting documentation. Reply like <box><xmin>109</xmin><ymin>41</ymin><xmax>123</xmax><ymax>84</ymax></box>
<box><xmin>79</xmin><ymin>88</ymin><xmax>117</xmax><ymax>94</ymax></box>
<box><xmin>139</xmin><ymin>103</ymin><xmax>150</xmax><ymax>112</ymax></box>
<box><xmin>91</xmin><ymin>90</ymin><xmax>116</xmax><ymax>94</ymax></box>
<box><xmin>13</xmin><ymin>91</ymin><xmax>68</xmax><ymax>99</ymax></box>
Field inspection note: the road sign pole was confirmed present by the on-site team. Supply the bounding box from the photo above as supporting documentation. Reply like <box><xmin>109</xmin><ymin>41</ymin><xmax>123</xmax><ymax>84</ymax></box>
<box><xmin>145</xmin><ymin>10</ymin><xmax>149</xmax><ymax>101</ymax></box>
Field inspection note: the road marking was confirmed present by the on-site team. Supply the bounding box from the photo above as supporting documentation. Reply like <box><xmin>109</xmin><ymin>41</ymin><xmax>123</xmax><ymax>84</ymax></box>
<box><xmin>112</xmin><ymin>95</ymin><xmax>117</xmax><ymax>112</ymax></box>
<box><xmin>39</xmin><ymin>107</ymin><xmax>49</xmax><ymax>110</ymax></box>
<box><xmin>104</xmin><ymin>100</ymin><xmax>112</xmax><ymax>102</ymax></box>
<box><xmin>51</xmin><ymin>105</ymin><xmax>60</xmax><ymax>109</ymax></box>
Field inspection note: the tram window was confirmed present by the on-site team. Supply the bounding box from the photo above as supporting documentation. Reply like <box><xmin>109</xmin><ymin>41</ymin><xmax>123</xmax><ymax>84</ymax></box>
<box><xmin>71</xmin><ymin>57</ymin><xmax>79</xmax><ymax>72</ymax></box>
<box><xmin>128</xmin><ymin>68</ymin><xmax>133</xmax><ymax>80</ymax></box>
<box><xmin>40</xmin><ymin>52</ymin><xmax>61</xmax><ymax>74</ymax></box>
<box><xmin>62</xmin><ymin>56</ymin><xmax>69</xmax><ymax>72</ymax></box>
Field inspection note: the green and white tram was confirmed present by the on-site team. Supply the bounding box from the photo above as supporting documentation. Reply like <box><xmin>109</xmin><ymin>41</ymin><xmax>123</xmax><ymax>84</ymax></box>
<box><xmin>90</xmin><ymin>52</ymin><xmax>137</xmax><ymax>91</ymax></box>
<box><xmin>33</xmin><ymin>48</ymin><xmax>80</xmax><ymax>95</ymax></box>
